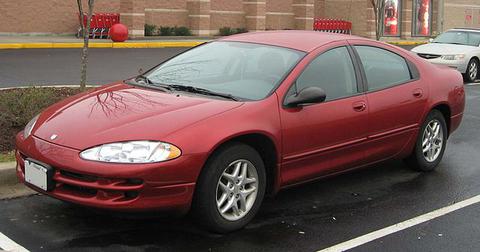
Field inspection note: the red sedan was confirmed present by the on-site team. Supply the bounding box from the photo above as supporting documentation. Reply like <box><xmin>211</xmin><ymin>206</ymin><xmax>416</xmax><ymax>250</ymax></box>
<box><xmin>16</xmin><ymin>31</ymin><xmax>465</xmax><ymax>233</ymax></box>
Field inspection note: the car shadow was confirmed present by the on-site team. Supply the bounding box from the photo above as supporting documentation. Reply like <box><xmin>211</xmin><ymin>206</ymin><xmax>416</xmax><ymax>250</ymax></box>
<box><xmin>39</xmin><ymin>159</ymin><xmax>441</xmax><ymax>251</ymax></box>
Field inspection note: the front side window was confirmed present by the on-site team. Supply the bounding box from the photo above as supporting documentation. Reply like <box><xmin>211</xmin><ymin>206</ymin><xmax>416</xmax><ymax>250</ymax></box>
<box><xmin>355</xmin><ymin>46</ymin><xmax>412</xmax><ymax>91</ymax></box>
<box><xmin>145</xmin><ymin>41</ymin><xmax>305</xmax><ymax>100</ymax></box>
<box><xmin>295</xmin><ymin>47</ymin><xmax>358</xmax><ymax>102</ymax></box>
<box><xmin>469</xmin><ymin>32</ymin><xmax>480</xmax><ymax>47</ymax></box>
<box><xmin>433</xmin><ymin>31</ymin><xmax>480</xmax><ymax>47</ymax></box>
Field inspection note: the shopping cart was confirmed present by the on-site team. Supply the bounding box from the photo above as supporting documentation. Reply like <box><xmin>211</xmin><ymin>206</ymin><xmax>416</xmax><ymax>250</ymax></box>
<box><xmin>313</xmin><ymin>19</ymin><xmax>352</xmax><ymax>34</ymax></box>
<box><xmin>76</xmin><ymin>13</ymin><xmax>121</xmax><ymax>39</ymax></box>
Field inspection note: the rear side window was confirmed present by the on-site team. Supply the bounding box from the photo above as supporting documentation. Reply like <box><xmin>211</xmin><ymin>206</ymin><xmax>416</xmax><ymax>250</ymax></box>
<box><xmin>354</xmin><ymin>46</ymin><xmax>412</xmax><ymax>91</ymax></box>
<box><xmin>295</xmin><ymin>46</ymin><xmax>358</xmax><ymax>101</ymax></box>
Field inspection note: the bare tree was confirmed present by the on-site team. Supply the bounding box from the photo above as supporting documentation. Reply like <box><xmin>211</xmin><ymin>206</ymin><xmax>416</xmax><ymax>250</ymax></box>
<box><xmin>77</xmin><ymin>0</ymin><xmax>95</xmax><ymax>90</ymax></box>
<box><xmin>370</xmin><ymin>0</ymin><xmax>385</xmax><ymax>41</ymax></box>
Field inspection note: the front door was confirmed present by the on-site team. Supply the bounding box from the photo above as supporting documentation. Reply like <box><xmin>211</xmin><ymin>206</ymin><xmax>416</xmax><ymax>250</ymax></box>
<box><xmin>279</xmin><ymin>45</ymin><xmax>369</xmax><ymax>186</ymax></box>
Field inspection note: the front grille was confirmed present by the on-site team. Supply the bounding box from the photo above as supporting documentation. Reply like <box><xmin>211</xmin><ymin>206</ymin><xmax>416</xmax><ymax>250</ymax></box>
<box><xmin>417</xmin><ymin>53</ymin><xmax>441</xmax><ymax>59</ymax></box>
<box><xmin>53</xmin><ymin>169</ymin><xmax>144</xmax><ymax>201</ymax></box>
<box><xmin>62</xmin><ymin>184</ymin><xmax>97</xmax><ymax>196</ymax></box>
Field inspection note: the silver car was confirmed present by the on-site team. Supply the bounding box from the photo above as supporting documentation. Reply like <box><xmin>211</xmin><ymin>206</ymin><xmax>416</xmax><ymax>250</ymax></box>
<box><xmin>412</xmin><ymin>28</ymin><xmax>480</xmax><ymax>83</ymax></box>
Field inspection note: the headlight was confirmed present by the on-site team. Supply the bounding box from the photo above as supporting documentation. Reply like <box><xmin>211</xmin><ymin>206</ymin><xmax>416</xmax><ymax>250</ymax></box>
<box><xmin>441</xmin><ymin>54</ymin><xmax>465</xmax><ymax>60</ymax></box>
<box><xmin>23</xmin><ymin>114</ymin><xmax>40</xmax><ymax>139</ymax></box>
<box><xmin>80</xmin><ymin>141</ymin><xmax>181</xmax><ymax>163</ymax></box>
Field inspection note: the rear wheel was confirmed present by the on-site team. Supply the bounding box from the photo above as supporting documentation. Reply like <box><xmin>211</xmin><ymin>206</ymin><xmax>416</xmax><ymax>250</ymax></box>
<box><xmin>463</xmin><ymin>58</ymin><xmax>479</xmax><ymax>83</ymax></box>
<box><xmin>192</xmin><ymin>143</ymin><xmax>266</xmax><ymax>233</ymax></box>
<box><xmin>406</xmin><ymin>110</ymin><xmax>447</xmax><ymax>172</ymax></box>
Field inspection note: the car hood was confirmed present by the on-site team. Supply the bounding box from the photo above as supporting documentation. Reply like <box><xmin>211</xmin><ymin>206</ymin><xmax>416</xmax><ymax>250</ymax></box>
<box><xmin>411</xmin><ymin>43</ymin><xmax>477</xmax><ymax>55</ymax></box>
<box><xmin>33</xmin><ymin>83</ymin><xmax>243</xmax><ymax>150</ymax></box>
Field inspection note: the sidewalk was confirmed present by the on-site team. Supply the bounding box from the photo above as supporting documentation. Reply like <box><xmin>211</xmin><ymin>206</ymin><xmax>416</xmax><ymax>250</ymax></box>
<box><xmin>0</xmin><ymin>34</ymin><xmax>426</xmax><ymax>49</ymax></box>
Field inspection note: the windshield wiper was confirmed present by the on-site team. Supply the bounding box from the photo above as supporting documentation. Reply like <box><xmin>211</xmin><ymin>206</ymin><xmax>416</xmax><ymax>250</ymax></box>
<box><xmin>127</xmin><ymin>78</ymin><xmax>239</xmax><ymax>101</ymax></box>
<box><xmin>168</xmin><ymin>84</ymin><xmax>239</xmax><ymax>101</ymax></box>
<box><xmin>125</xmin><ymin>75</ymin><xmax>173</xmax><ymax>92</ymax></box>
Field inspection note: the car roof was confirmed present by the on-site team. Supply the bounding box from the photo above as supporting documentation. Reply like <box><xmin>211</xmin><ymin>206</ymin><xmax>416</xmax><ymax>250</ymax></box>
<box><xmin>219</xmin><ymin>30</ymin><xmax>366</xmax><ymax>52</ymax></box>
<box><xmin>450</xmin><ymin>28</ymin><xmax>480</xmax><ymax>33</ymax></box>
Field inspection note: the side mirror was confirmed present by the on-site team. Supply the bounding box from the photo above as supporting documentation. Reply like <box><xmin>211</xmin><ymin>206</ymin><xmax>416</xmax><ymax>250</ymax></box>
<box><xmin>428</xmin><ymin>38</ymin><xmax>434</xmax><ymax>43</ymax></box>
<box><xmin>285</xmin><ymin>87</ymin><xmax>326</xmax><ymax>107</ymax></box>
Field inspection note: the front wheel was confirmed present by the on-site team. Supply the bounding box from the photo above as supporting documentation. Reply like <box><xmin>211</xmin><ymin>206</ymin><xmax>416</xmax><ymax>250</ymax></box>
<box><xmin>192</xmin><ymin>143</ymin><xmax>266</xmax><ymax>233</ymax></box>
<box><xmin>463</xmin><ymin>58</ymin><xmax>479</xmax><ymax>83</ymax></box>
<box><xmin>405</xmin><ymin>110</ymin><xmax>447</xmax><ymax>172</ymax></box>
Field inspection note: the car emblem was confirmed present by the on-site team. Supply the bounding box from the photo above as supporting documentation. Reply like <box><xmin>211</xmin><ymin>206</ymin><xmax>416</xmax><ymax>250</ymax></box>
<box><xmin>50</xmin><ymin>134</ymin><xmax>58</xmax><ymax>140</ymax></box>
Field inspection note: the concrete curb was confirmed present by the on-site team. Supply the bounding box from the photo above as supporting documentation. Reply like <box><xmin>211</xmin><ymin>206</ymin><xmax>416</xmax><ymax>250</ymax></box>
<box><xmin>0</xmin><ymin>162</ymin><xmax>17</xmax><ymax>190</ymax></box>
<box><xmin>0</xmin><ymin>162</ymin><xmax>36</xmax><ymax>200</ymax></box>
<box><xmin>0</xmin><ymin>85</ymin><xmax>100</xmax><ymax>91</ymax></box>
<box><xmin>0</xmin><ymin>41</ymin><xmax>207</xmax><ymax>50</ymax></box>
<box><xmin>387</xmin><ymin>41</ymin><xmax>427</xmax><ymax>46</ymax></box>
<box><xmin>0</xmin><ymin>162</ymin><xmax>16</xmax><ymax>171</ymax></box>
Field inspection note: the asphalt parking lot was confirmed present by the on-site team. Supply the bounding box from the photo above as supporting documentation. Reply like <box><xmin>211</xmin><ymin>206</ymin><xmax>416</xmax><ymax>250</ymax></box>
<box><xmin>1</xmin><ymin>47</ymin><xmax>480</xmax><ymax>252</ymax></box>
<box><xmin>0</xmin><ymin>48</ymin><xmax>189</xmax><ymax>87</ymax></box>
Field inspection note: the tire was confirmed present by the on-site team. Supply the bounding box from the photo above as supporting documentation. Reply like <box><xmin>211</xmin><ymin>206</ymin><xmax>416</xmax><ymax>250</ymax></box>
<box><xmin>463</xmin><ymin>58</ymin><xmax>479</xmax><ymax>83</ymax></box>
<box><xmin>406</xmin><ymin>110</ymin><xmax>448</xmax><ymax>172</ymax></box>
<box><xmin>192</xmin><ymin>143</ymin><xmax>266</xmax><ymax>233</ymax></box>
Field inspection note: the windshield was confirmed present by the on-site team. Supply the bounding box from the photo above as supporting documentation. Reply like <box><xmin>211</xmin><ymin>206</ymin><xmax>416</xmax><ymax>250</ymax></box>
<box><xmin>433</xmin><ymin>31</ymin><xmax>480</xmax><ymax>47</ymax></box>
<box><xmin>144</xmin><ymin>41</ymin><xmax>305</xmax><ymax>100</ymax></box>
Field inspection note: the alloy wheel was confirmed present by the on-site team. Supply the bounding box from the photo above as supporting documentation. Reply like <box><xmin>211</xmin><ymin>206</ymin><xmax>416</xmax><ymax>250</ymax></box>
<box><xmin>422</xmin><ymin>119</ymin><xmax>444</xmax><ymax>162</ymax></box>
<box><xmin>469</xmin><ymin>61</ymin><xmax>478</xmax><ymax>81</ymax></box>
<box><xmin>216</xmin><ymin>159</ymin><xmax>259</xmax><ymax>221</ymax></box>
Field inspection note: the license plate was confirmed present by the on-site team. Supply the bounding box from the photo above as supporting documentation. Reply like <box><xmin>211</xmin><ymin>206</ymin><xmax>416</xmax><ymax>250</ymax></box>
<box><xmin>25</xmin><ymin>159</ymin><xmax>50</xmax><ymax>191</ymax></box>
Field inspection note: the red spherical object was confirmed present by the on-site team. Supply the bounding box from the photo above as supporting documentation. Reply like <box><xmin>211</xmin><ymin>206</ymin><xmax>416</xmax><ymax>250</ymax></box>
<box><xmin>109</xmin><ymin>23</ymin><xmax>128</xmax><ymax>42</ymax></box>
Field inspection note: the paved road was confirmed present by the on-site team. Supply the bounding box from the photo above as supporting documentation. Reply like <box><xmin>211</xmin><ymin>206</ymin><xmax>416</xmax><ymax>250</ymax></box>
<box><xmin>0</xmin><ymin>46</ymin><xmax>416</xmax><ymax>88</ymax></box>
<box><xmin>0</xmin><ymin>48</ymin><xmax>188</xmax><ymax>88</ymax></box>
<box><xmin>0</xmin><ymin>84</ymin><xmax>479</xmax><ymax>251</ymax></box>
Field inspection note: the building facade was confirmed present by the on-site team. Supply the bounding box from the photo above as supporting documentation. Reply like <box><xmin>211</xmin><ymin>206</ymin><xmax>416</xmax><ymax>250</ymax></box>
<box><xmin>0</xmin><ymin>0</ymin><xmax>479</xmax><ymax>39</ymax></box>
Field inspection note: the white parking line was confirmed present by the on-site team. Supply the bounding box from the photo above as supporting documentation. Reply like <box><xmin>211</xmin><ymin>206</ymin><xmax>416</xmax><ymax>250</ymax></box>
<box><xmin>467</xmin><ymin>82</ymin><xmax>480</xmax><ymax>86</ymax></box>
<box><xmin>0</xmin><ymin>232</ymin><xmax>29</xmax><ymax>252</ymax></box>
<box><xmin>317</xmin><ymin>194</ymin><xmax>480</xmax><ymax>252</ymax></box>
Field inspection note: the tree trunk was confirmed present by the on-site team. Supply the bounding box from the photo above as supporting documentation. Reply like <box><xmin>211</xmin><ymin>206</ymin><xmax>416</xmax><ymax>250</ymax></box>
<box><xmin>77</xmin><ymin>0</ymin><xmax>84</xmax><ymax>37</ymax></box>
<box><xmin>77</xmin><ymin>0</ymin><xmax>95</xmax><ymax>91</ymax></box>
<box><xmin>370</xmin><ymin>0</ymin><xmax>383</xmax><ymax>41</ymax></box>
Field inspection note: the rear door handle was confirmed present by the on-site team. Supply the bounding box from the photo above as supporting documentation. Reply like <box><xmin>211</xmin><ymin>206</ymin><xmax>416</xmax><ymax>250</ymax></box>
<box><xmin>352</xmin><ymin>101</ymin><xmax>367</xmax><ymax>112</ymax></box>
<box><xmin>413</xmin><ymin>88</ymin><xmax>423</xmax><ymax>98</ymax></box>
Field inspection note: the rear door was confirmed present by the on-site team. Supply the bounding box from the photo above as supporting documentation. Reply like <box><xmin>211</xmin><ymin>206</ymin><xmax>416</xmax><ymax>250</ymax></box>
<box><xmin>349</xmin><ymin>40</ymin><xmax>428</xmax><ymax>163</ymax></box>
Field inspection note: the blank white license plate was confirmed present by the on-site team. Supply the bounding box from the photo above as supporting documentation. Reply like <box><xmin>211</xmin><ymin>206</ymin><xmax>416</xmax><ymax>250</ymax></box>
<box><xmin>25</xmin><ymin>160</ymin><xmax>48</xmax><ymax>191</ymax></box>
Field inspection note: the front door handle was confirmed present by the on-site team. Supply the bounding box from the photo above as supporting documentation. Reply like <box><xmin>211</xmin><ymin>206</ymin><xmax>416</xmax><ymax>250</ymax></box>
<box><xmin>352</xmin><ymin>101</ymin><xmax>367</xmax><ymax>112</ymax></box>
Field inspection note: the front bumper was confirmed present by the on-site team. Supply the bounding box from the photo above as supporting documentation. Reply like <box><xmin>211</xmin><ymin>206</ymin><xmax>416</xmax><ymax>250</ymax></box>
<box><xmin>424</xmin><ymin>58</ymin><xmax>468</xmax><ymax>73</ymax></box>
<box><xmin>15</xmin><ymin>133</ymin><xmax>204</xmax><ymax>212</ymax></box>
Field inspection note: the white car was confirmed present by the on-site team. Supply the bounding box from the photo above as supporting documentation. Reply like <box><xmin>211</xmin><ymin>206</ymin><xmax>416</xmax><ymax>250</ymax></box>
<box><xmin>412</xmin><ymin>28</ymin><xmax>480</xmax><ymax>82</ymax></box>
